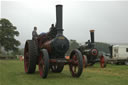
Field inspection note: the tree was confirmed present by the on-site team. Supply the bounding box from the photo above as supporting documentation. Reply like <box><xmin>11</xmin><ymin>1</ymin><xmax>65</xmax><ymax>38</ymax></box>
<box><xmin>11</xmin><ymin>48</ymin><xmax>24</xmax><ymax>56</ymax></box>
<box><xmin>95</xmin><ymin>42</ymin><xmax>110</xmax><ymax>54</ymax></box>
<box><xmin>0</xmin><ymin>18</ymin><xmax>20</xmax><ymax>52</ymax></box>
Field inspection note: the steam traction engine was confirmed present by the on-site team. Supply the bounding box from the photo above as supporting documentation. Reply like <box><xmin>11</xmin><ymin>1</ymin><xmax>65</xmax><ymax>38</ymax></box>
<box><xmin>78</xmin><ymin>30</ymin><xmax>107</xmax><ymax>68</ymax></box>
<box><xmin>24</xmin><ymin>5</ymin><xmax>83</xmax><ymax>78</ymax></box>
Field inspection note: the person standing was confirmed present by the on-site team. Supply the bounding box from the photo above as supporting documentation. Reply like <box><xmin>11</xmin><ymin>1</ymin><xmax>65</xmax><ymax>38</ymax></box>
<box><xmin>32</xmin><ymin>26</ymin><xmax>38</xmax><ymax>40</ymax></box>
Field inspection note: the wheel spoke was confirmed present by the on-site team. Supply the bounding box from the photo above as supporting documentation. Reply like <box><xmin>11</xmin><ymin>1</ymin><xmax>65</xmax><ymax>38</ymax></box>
<box><xmin>74</xmin><ymin>66</ymin><xmax>77</xmax><ymax>72</ymax></box>
<box><xmin>40</xmin><ymin>59</ymin><xmax>44</xmax><ymax>65</ymax></box>
<box><xmin>74</xmin><ymin>60</ymin><xmax>78</xmax><ymax>64</ymax></box>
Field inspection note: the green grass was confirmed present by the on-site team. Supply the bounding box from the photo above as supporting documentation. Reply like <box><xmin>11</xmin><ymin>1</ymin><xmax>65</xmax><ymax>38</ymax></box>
<box><xmin>0</xmin><ymin>60</ymin><xmax>128</xmax><ymax>85</ymax></box>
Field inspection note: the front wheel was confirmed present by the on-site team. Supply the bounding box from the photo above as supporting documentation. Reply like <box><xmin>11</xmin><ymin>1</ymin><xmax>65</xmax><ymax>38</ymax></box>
<box><xmin>38</xmin><ymin>49</ymin><xmax>49</xmax><ymax>78</ymax></box>
<box><xmin>69</xmin><ymin>49</ymin><xmax>83</xmax><ymax>77</ymax></box>
<box><xmin>100</xmin><ymin>55</ymin><xmax>107</xmax><ymax>68</ymax></box>
<box><xmin>83</xmin><ymin>55</ymin><xmax>88</xmax><ymax>68</ymax></box>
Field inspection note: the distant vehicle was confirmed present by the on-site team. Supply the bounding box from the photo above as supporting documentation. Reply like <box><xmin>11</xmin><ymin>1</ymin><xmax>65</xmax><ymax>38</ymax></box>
<box><xmin>78</xmin><ymin>30</ymin><xmax>107</xmax><ymax>68</ymax></box>
<box><xmin>108</xmin><ymin>45</ymin><xmax>128</xmax><ymax>65</ymax></box>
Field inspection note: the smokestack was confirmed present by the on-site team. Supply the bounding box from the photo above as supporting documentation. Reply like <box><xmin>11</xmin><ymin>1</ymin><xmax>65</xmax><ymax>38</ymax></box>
<box><xmin>90</xmin><ymin>30</ymin><xmax>95</xmax><ymax>43</ymax></box>
<box><xmin>56</xmin><ymin>5</ymin><xmax>63</xmax><ymax>36</ymax></box>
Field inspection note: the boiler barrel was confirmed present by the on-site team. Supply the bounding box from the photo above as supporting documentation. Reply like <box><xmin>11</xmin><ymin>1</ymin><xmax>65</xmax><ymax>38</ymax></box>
<box><xmin>42</xmin><ymin>35</ymin><xmax>69</xmax><ymax>57</ymax></box>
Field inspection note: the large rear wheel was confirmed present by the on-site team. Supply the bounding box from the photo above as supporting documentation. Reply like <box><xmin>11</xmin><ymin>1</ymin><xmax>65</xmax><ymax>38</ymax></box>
<box><xmin>24</xmin><ymin>40</ymin><xmax>38</xmax><ymax>73</ymax></box>
<box><xmin>38</xmin><ymin>49</ymin><xmax>49</xmax><ymax>78</ymax></box>
<box><xmin>69</xmin><ymin>49</ymin><xmax>83</xmax><ymax>77</ymax></box>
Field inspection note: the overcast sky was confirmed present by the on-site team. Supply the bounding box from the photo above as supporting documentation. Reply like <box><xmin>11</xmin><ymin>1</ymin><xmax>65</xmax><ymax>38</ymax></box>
<box><xmin>1</xmin><ymin>0</ymin><xmax>128</xmax><ymax>47</ymax></box>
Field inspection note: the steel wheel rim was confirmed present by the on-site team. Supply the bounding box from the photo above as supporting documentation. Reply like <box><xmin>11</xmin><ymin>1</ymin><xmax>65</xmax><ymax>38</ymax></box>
<box><xmin>24</xmin><ymin>45</ymin><xmax>29</xmax><ymax>73</ymax></box>
<box><xmin>83</xmin><ymin>55</ymin><xmax>87</xmax><ymax>67</ymax></box>
<box><xmin>39</xmin><ymin>54</ymin><xmax>44</xmax><ymax>77</ymax></box>
<box><xmin>70</xmin><ymin>53</ymin><xmax>79</xmax><ymax>76</ymax></box>
<box><xmin>100</xmin><ymin>56</ymin><xmax>105</xmax><ymax>68</ymax></box>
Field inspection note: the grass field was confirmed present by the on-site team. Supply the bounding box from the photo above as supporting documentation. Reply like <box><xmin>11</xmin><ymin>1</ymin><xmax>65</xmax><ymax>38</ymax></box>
<box><xmin>0</xmin><ymin>60</ymin><xmax>128</xmax><ymax>85</ymax></box>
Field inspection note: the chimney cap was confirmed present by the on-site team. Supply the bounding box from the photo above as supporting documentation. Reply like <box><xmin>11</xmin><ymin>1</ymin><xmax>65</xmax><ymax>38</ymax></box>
<box><xmin>90</xmin><ymin>30</ymin><xmax>95</xmax><ymax>32</ymax></box>
<box><xmin>56</xmin><ymin>4</ymin><xmax>63</xmax><ymax>7</ymax></box>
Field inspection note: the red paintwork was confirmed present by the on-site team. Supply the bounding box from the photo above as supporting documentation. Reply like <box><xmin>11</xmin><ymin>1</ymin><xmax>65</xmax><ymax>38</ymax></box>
<box><xmin>24</xmin><ymin>45</ymin><xmax>29</xmax><ymax>73</ymax></box>
<box><xmin>91</xmin><ymin>49</ymin><xmax>98</xmax><ymax>56</ymax></box>
<box><xmin>69</xmin><ymin>54</ymin><xmax>79</xmax><ymax>77</ymax></box>
<box><xmin>41</xmin><ymin>41</ymin><xmax>52</xmax><ymax>53</ymax></box>
<box><xmin>38</xmin><ymin>53</ymin><xmax>44</xmax><ymax>77</ymax></box>
<box><xmin>100</xmin><ymin>56</ymin><xmax>105</xmax><ymax>68</ymax></box>
<box><xmin>49</xmin><ymin>59</ymin><xmax>73</xmax><ymax>64</ymax></box>
<box><xmin>37</xmin><ymin>33</ymin><xmax>52</xmax><ymax>53</ymax></box>
<box><xmin>83</xmin><ymin>55</ymin><xmax>86</xmax><ymax>67</ymax></box>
